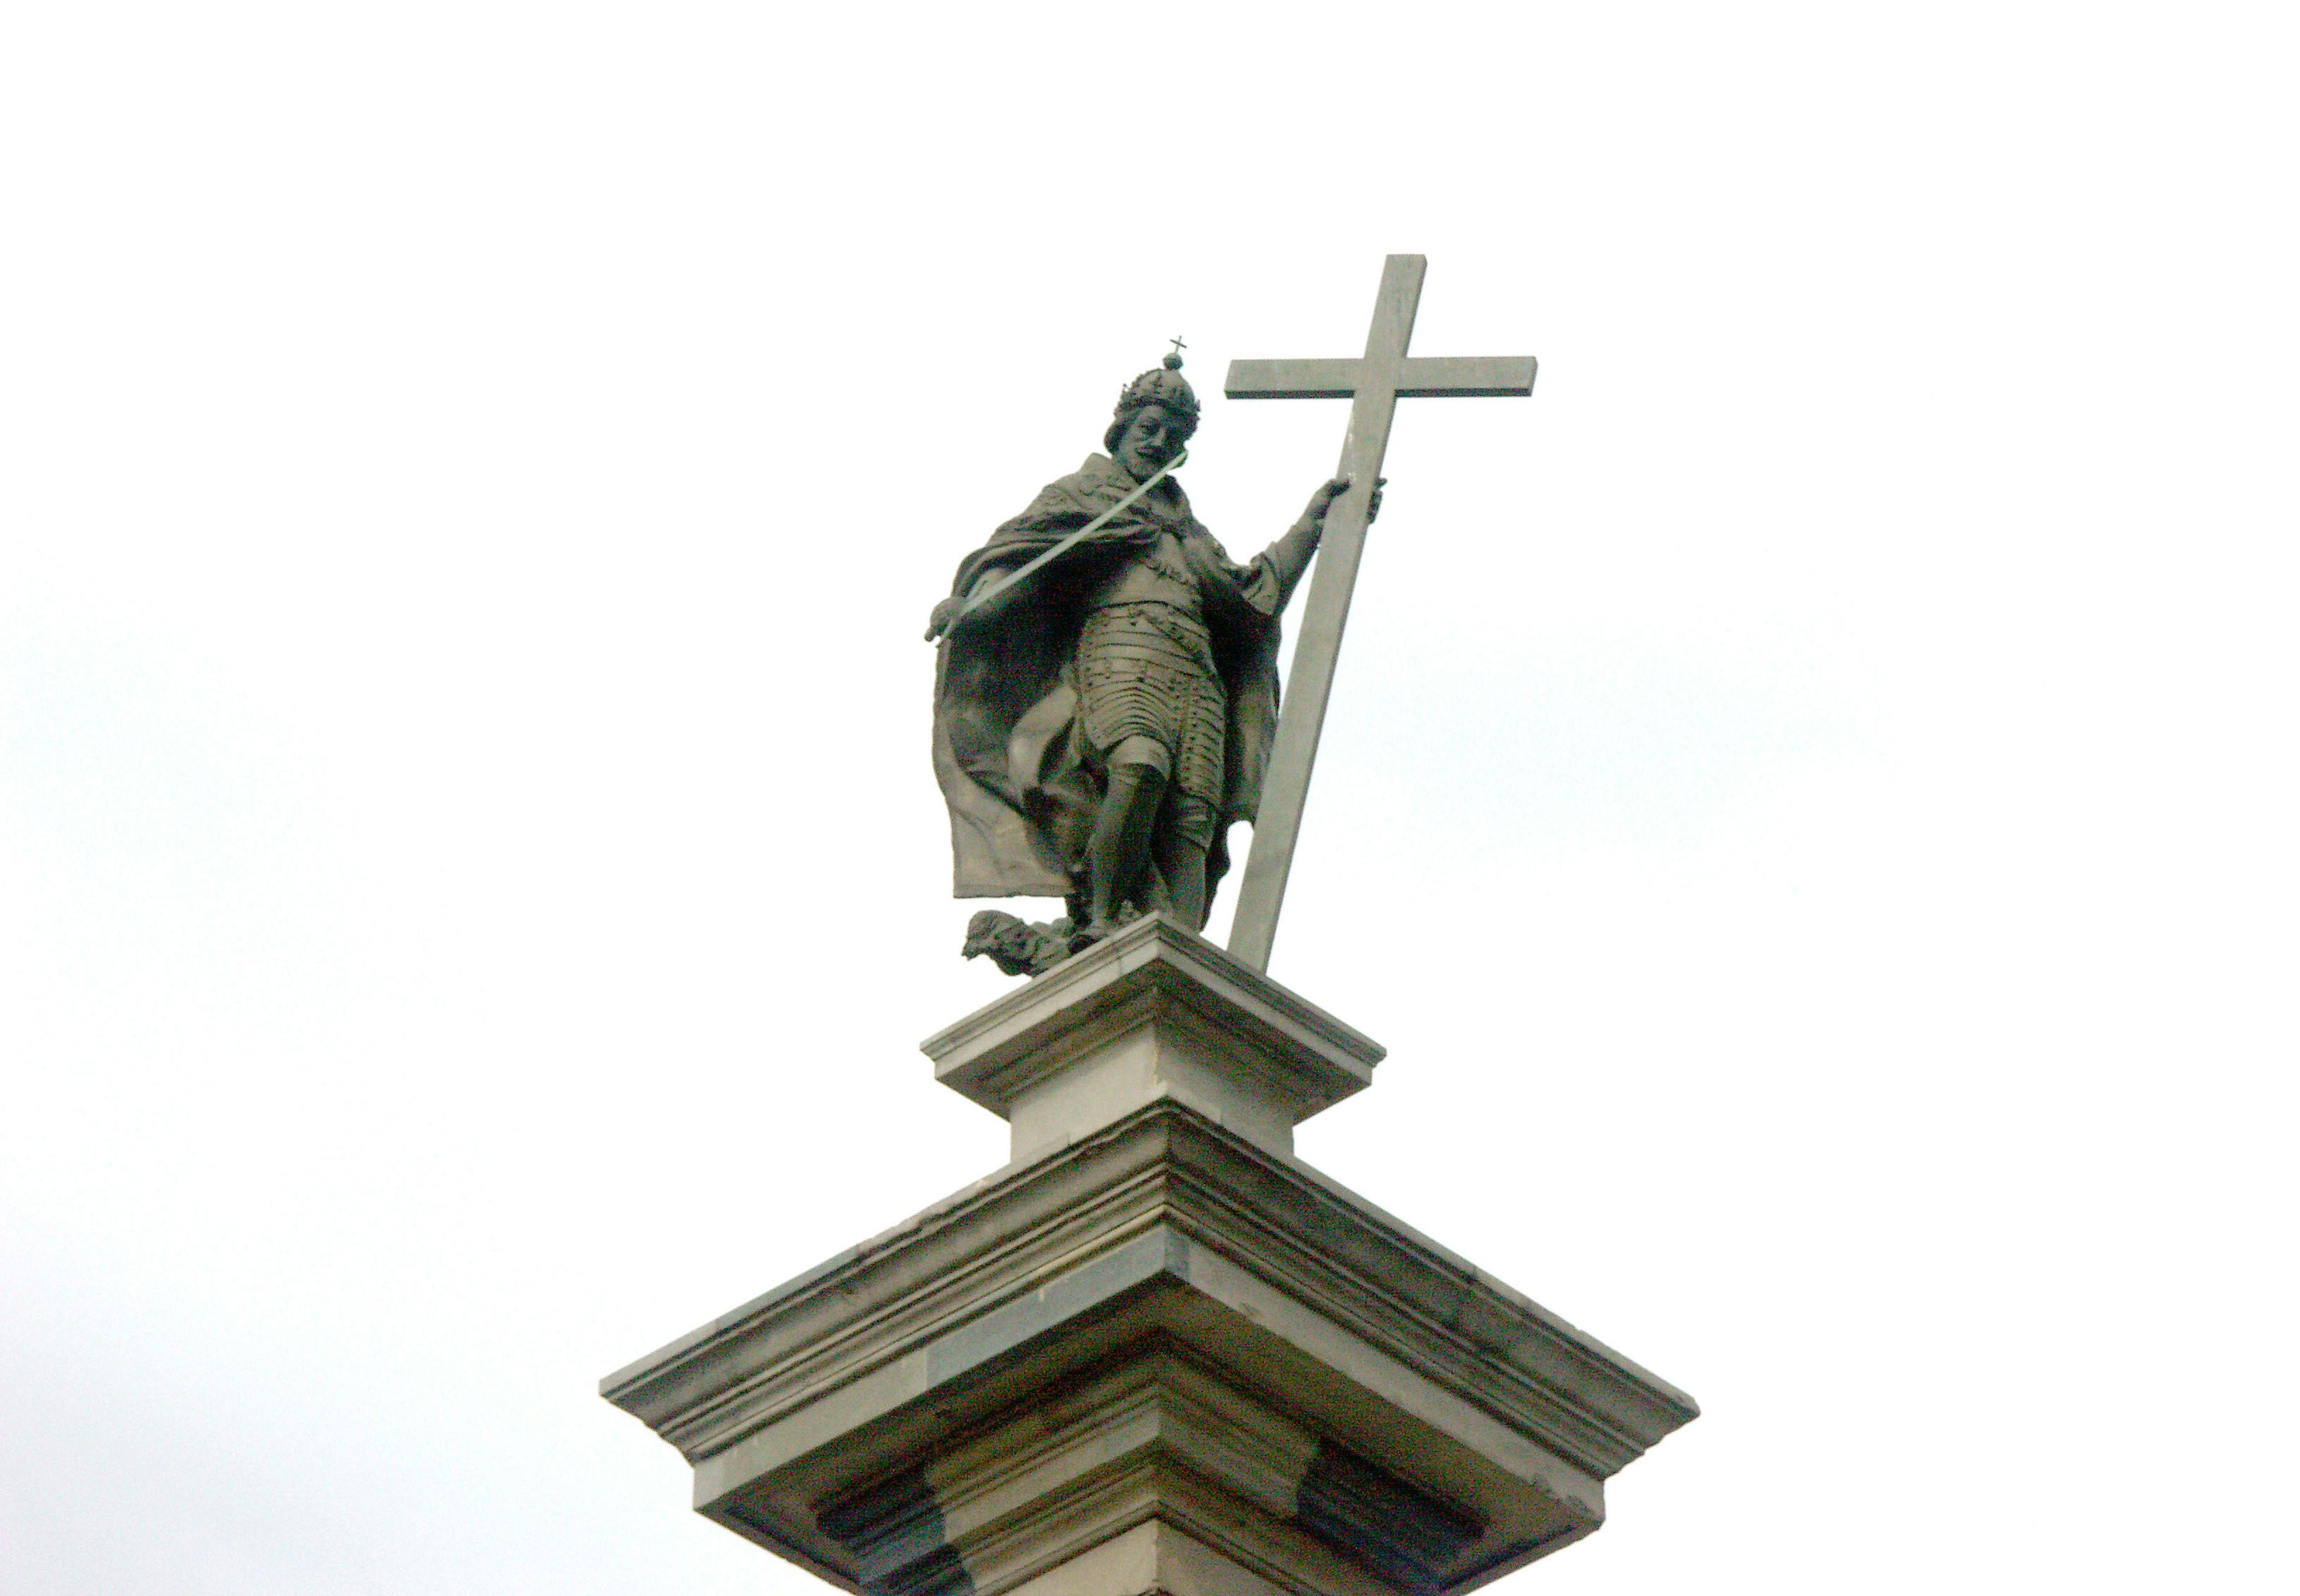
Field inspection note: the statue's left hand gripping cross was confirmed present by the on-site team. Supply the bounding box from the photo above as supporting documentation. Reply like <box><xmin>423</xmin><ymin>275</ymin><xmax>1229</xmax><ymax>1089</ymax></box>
<box><xmin>1222</xmin><ymin>255</ymin><xmax>1537</xmax><ymax>971</ymax></box>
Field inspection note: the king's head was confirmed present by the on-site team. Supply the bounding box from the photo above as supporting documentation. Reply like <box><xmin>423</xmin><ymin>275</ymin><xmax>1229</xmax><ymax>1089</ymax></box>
<box><xmin>1106</xmin><ymin>349</ymin><xmax>1200</xmax><ymax>481</ymax></box>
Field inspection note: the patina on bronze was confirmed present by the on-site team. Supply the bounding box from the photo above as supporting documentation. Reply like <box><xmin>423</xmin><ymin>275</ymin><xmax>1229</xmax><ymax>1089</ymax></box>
<box><xmin>927</xmin><ymin>351</ymin><xmax>1372</xmax><ymax>975</ymax></box>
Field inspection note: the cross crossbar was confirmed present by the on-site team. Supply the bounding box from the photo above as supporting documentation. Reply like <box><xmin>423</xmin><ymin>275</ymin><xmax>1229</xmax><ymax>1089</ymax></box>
<box><xmin>1219</xmin><ymin>255</ymin><xmax>1537</xmax><ymax>972</ymax></box>
<box><xmin>1225</xmin><ymin>355</ymin><xmax>1537</xmax><ymax>400</ymax></box>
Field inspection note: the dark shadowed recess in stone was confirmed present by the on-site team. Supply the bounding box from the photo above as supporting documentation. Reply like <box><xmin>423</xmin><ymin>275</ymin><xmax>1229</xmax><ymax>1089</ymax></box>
<box><xmin>1296</xmin><ymin>1443</ymin><xmax>1484</xmax><ymax>1595</ymax></box>
<box><xmin>816</xmin><ymin>1467</ymin><xmax>978</xmax><ymax>1596</ymax></box>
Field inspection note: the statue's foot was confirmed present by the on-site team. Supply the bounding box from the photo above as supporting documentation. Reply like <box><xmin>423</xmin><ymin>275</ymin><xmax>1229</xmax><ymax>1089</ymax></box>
<box><xmin>1072</xmin><ymin>901</ymin><xmax>1152</xmax><ymax>953</ymax></box>
<box><xmin>1069</xmin><ymin>920</ymin><xmax>1120</xmax><ymax>955</ymax></box>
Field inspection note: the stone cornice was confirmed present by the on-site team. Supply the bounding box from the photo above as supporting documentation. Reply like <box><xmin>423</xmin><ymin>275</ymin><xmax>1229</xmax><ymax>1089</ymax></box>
<box><xmin>602</xmin><ymin>1102</ymin><xmax>1694</xmax><ymax>1486</ymax></box>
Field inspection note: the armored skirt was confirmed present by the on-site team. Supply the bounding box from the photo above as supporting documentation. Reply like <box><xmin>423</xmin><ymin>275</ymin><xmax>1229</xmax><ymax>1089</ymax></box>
<box><xmin>1077</xmin><ymin>601</ymin><xmax>1226</xmax><ymax>846</ymax></box>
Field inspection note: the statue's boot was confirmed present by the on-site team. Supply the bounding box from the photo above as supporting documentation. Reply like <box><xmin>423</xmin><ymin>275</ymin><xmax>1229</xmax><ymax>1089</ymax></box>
<box><xmin>1080</xmin><ymin>752</ymin><xmax>1167</xmax><ymax>946</ymax></box>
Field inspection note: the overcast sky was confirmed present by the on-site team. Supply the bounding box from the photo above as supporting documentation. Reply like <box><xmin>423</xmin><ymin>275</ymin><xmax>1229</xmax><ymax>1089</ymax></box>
<box><xmin>4</xmin><ymin>2</ymin><xmax>2295</xmax><ymax>1592</ymax></box>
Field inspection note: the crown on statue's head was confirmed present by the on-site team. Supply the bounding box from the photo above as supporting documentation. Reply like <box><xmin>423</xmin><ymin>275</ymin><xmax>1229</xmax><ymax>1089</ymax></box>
<box><xmin>1110</xmin><ymin>348</ymin><xmax>1200</xmax><ymax>435</ymax></box>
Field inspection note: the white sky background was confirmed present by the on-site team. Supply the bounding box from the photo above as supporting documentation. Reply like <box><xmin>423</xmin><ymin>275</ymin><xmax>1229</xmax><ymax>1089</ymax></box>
<box><xmin>2</xmin><ymin>1</ymin><xmax>2295</xmax><ymax>1591</ymax></box>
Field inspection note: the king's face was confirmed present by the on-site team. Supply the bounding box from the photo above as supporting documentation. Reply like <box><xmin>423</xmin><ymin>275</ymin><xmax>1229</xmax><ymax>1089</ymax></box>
<box><xmin>1113</xmin><ymin>404</ymin><xmax>1186</xmax><ymax>481</ymax></box>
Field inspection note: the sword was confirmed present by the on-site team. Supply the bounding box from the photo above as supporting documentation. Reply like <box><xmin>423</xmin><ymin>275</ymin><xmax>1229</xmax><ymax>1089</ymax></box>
<box><xmin>939</xmin><ymin>449</ymin><xmax>1190</xmax><ymax>632</ymax></box>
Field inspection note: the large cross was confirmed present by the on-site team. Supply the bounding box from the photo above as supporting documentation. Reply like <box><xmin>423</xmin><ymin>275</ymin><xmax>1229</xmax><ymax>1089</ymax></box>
<box><xmin>1222</xmin><ymin>254</ymin><xmax>1536</xmax><ymax>971</ymax></box>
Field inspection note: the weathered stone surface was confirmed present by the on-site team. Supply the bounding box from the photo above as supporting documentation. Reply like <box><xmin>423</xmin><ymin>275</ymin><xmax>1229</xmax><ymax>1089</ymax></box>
<box><xmin>925</xmin><ymin>914</ymin><xmax>1380</xmax><ymax>1162</ymax></box>
<box><xmin>603</xmin><ymin>1109</ymin><xmax>1693</xmax><ymax>1594</ymax></box>
<box><xmin>604</xmin><ymin>922</ymin><xmax>1693</xmax><ymax>1595</ymax></box>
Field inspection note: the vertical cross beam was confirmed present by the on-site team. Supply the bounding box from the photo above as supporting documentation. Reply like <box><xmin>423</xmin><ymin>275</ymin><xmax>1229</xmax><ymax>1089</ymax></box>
<box><xmin>1222</xmin><ymin>255</ymin><xmax>1536</xmax><ymax>971</ymax></box>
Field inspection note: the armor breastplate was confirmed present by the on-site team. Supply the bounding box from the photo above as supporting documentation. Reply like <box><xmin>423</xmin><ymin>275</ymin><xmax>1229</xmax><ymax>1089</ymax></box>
<box><xmin>1088</xmin><ymin>529</ymin><xmax>1199</xmax><ymax>613</ymax></box>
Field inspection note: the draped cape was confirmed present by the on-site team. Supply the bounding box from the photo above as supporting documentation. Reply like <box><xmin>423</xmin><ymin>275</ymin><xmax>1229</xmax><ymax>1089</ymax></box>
<box><xmin>931</xmin><ymin>454</ymin><xmax>1288</xmax><ymax>902</ymax></box>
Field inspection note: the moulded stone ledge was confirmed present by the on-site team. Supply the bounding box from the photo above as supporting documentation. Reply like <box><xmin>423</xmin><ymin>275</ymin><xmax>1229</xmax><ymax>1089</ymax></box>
<box><xmin>603</xmin><ymin>1100</ymin><xmax>1695</xmax><ymax>1596</ymax></box>
<box><xmin>923</xmin><ymin>914</ymin><xmax>1382</xmax><ymax>1161</ymax></box>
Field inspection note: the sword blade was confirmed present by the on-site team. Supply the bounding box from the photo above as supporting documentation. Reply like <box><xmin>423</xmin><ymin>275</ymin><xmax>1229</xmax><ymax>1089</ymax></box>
<box><xmin>956</xmin><ymin>450</ymin><xmax>1188</xmax><ymax>620</ymax></box>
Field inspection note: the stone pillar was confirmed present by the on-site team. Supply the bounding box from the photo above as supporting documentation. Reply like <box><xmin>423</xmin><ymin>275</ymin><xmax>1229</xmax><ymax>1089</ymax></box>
<box><xmin>603</xmin><ymin>916</ymin><xmax>1694</xmax><ymax>1596</ymax></box>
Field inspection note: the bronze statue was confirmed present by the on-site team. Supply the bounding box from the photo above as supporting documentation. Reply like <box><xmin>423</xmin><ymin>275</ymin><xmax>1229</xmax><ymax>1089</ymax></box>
<box><xmin>927</xmin><ymin>351</ymin><xmax>1375</xmax><ymax>974</ymax></box>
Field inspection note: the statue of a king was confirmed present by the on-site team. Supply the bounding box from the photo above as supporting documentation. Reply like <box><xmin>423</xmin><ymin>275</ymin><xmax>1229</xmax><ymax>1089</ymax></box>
<box><xmin>927</xmin><ymin>352</ymin><xmax>1373</xmax><ymax>967</ymax></box>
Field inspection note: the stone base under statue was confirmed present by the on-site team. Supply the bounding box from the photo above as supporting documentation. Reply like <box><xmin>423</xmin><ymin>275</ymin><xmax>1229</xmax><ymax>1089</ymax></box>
<box><xmin>603</xmin><ymin>916</ymin><xmax>1694</xmax><ymax>1596</ymax></box>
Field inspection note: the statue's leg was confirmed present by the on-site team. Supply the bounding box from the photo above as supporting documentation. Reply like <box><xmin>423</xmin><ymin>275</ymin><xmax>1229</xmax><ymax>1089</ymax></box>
<box><xmin>1154</xmin><ymin>791</ymin><xmax>1218</xmax><ymax>933</ymax></box>
<box><xmin>1084</xmin><ymin>737</ymin><xmax>1169</xmax><ymax>936</ymax></box>
<box><xmin>1158</xmin><ymin>833</ymin><xmax>1211</xmax><ymax>932</ymax></box>
<box><xmin>1133</xmin><ymin>644</ymin><xmax>1219</xmax><ymax>938</ymax></box>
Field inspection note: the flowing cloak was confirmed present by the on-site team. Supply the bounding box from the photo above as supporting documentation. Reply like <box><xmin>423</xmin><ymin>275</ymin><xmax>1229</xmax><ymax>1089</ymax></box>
<box><xmin>933</xmin><ymin>453</ymin><xmax>1293</xmax><ymax>903</ymax></box>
